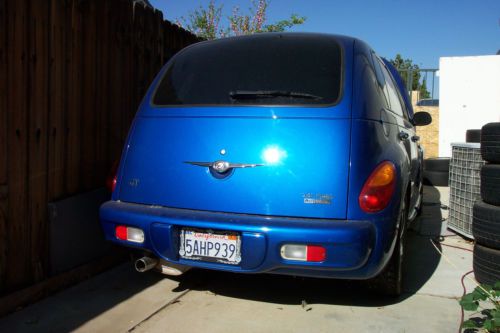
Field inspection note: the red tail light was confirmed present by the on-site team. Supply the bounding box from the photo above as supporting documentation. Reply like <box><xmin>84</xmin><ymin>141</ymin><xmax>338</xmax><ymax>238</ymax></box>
<box><xmin>280</xmin><ymin>244</ymin><xmax>327</xmax><ymax>262</ymax></box>
<box><xmin>306</xmin><ymin>245</ymin><xmax>327</xmax><ymax>262</ymax></box>
<box><xmin>115</xmin><ymin>225</ymin><xmax>128</xmax><ymax>240</ymax></box>
<box><xmin>106</xmin><ymin>160</ymin><xmax>119</xmax><ymax>193</ymax></box>
<box><xmin>115</xmin><ymin>225</ymin><xmax>144</xmax><ymax>243</ymax></box>
<box><xmin>359</xmin><ymin>161</ymin><xmax>396</xmax><ymax>213</ymax></box>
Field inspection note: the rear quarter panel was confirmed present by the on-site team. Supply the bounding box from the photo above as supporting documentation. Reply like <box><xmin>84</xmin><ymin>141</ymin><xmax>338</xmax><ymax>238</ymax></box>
<box><xmin>348</xmin><ymin>39</ymin><xmax>411</xmax><ymax>251</ymax></box>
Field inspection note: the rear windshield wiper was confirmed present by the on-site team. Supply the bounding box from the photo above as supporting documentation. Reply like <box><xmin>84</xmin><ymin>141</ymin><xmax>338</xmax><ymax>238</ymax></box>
<box><xmin>229</xmin><ymin>90</ymin><xmax>323</xmax><ymax>100</ymax></box>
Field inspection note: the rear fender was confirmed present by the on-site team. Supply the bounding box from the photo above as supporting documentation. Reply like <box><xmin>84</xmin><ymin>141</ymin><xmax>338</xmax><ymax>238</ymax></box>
<box><xmin>111</xmin><ymin>118</ymin><xmax>139</xmax><ymax>201</ymax></box>
<box><xmin>348</xmin><ymin>119</ymin><xmax>410</xmax><ymax>259</ymax></box>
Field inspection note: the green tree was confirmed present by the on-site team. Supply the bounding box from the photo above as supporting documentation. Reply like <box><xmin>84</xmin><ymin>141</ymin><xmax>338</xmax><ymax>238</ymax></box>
<box><xmin>180</xmin><ymin>1</ymin><xmax>225</xmax><ymax>40</ymax></box>
<box><xmin>419</xmin><ymin>79</ymin><xmax>431</xmax><ymax>99</ymax></box>
<box><xmin>177</xmin><ymin>0</ymin><xmax>306</xmax><ymax>40</ymax></box>
<box><xmin>390</xmin><ymin>54</ymin><xmax>420</xmax><ymax>90</ymax></box>
<box><xmin>389</xmin><ymin>54</ymin><xmax>430</xmax><ymax>98</ymax></box>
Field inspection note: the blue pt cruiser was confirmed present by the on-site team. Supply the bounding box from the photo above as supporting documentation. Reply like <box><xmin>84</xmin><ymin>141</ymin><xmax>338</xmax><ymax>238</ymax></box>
<box><xmin>100</xmin><ymin>33</ymin><xmax>432</xmax><ymax>296</ymax></box>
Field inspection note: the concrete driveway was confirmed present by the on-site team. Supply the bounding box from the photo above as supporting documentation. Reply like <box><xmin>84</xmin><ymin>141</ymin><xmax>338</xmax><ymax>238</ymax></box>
<box><xmin>0</xmin><ymin>186</ymin><xmax>476</xmax><ymax>333</ymax></box>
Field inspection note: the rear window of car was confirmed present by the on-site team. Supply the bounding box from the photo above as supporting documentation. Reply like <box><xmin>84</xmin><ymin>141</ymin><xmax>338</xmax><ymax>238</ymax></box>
<box><xmin>152</xmin><ymin>34</ymin><xmax>343</xmax><ymax>106</ymax></box>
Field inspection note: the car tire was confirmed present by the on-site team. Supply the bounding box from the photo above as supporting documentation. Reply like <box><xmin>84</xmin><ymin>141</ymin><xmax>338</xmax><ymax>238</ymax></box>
<box><xmin>473</xmin><ymin>243</ymin><xmax>500</xmax><ymax>285</ymax></box>
<box><xmin>481</xmin><ymin>164</ymin><xmax>500</xmax><ymax>206</ymax></box>
<box><xmin>423</xmin><ymin>170</ymin><xmax>449</xmax><ymax>187</ymax></box>
<box><xmin>473</xmin><ymin>200</ymin><xmax>500</xmax><ymax>249</ymax></box>
<box><xmin>481</xmin><ymin>123</ymin><xmax>500</xmax><ymax>163</ymax></box>
<box><xmin>370</xmin><ymin>198</ymin><xmax>407</xmax><ymax>297</ymax></box>
<box><xmin>466</xmin><ymin>129</ymin><xmax>481</xmax><ymax>143</ymax></box>
<box><xmin>423</xmin><ymin>158</ymin><xmax>450</xmax><ymax>172</ymax></box>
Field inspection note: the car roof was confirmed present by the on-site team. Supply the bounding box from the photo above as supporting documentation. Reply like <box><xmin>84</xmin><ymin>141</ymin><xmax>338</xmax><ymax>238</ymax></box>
<box><xmin>183</xmin><ymin>32</ymin><xmax>357</xmax><ymax>51</ymax></box>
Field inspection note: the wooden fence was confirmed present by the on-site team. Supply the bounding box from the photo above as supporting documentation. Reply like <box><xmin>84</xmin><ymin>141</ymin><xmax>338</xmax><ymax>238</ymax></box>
<box><xmin>0</xmin><ymin>0</ymin><xmax>199</xmax><ymax>295</ymax></box>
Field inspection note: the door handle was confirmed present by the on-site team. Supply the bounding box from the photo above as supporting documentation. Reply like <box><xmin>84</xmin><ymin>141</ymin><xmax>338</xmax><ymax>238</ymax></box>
<box><xmin>411</xmin><ymin>135</ymin><xmax>420</xmax><ymax>142</ymax></box>
<box><xmin>398</xmin><ymin>131</ymin><xmax>409</xmax><ymax>141</ymax></box>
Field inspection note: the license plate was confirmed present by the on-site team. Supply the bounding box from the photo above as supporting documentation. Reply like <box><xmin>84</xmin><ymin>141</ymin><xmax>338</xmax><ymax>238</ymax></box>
<box><xmin>179</xmin><ymin>228</ymin><xmax>241</xmax><ymax>265</ymax></box>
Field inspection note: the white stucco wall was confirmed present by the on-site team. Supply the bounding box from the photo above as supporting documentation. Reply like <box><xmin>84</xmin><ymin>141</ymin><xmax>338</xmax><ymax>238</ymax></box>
<box><xmin>439</xmin><ymin>55</ymin><xmax>500</xmax><ymax>157</ymax></box>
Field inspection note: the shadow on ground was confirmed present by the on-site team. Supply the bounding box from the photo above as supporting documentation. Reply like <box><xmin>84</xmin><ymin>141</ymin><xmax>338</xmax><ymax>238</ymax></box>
<box><xmin>0</xmin><ymin>187</ymin><xmax>446</xmax><ymax>332</ymax></box>
<box><xmin>0</xmin><ymin>261</ymin><xmax>166</xmax><ymax>333</ymax></box>
<box><xmin>170</xmin><ymin>185</ymin><xmax>445</xmax><ymax>307</ymax></box>
<box><xmin>171</xmin><ymin>233</ymin><xmax>440</xmax><ymax>308</ymax></box>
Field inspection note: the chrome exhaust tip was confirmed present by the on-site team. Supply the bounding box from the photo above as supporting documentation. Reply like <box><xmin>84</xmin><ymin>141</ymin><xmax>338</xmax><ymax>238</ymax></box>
<box><xmin>134</xmin><ymin>256</ymin><xmax>158</xmax><ymax>273</ymax></box>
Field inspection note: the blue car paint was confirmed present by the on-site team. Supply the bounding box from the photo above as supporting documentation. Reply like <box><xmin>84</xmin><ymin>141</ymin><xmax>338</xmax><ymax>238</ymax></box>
<box><xmin>118</xmin><ymin>116</ymin><xmax>351</xmax><ymax>218</ymax></box>
<box><xmin>100</xmin><ymin>33</ymin><xmax>422</xmax><ymax>280</ymax></box>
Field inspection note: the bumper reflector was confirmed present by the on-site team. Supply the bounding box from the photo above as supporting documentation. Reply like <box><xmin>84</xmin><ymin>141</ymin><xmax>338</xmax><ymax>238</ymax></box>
<box><xmin>280</xmin><ymin>244</ymin><xmax>326</xmax><ymax>262</ymax></box>
<box><xmin>306</xmin><ymin>245</ymin><xmax>327</xmax><ymax>262</ymax></box>
<box><xmin>115</xmin><ymin>225</ymin><xmax>145</xmax><ymax>243</ymax></box>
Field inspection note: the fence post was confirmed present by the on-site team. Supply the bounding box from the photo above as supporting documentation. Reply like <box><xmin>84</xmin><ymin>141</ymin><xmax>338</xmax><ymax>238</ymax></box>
<box><xmin>0</xmin><ymin>0</ymin><xmax>8</xmax><ymax>295</ymax></box>
<box><xmin>6</xmin><ymin>0</ymin><xmax>31</xmax><ymax>291</ymax></box>
<box><xmin>28</xmin><ymin>0</ymin><xmax>50</xmax><ymax>283</ymax></box>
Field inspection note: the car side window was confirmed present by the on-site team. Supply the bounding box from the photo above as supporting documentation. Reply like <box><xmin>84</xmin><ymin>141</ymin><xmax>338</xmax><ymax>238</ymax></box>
<box><xmin>378</xmin><ymin>59</ymin><xmax>405</xmax><ymax>118</ymax></box>
<box><xmin>402</xmin><ymin>100</ymin><xmax>412</xmax><ymax>122</ymax></box>
<box><xmin>370</xmin><ymin>52</ymin><xmax>390</xmax><ymax>109</ymax></box>
<box><xmin>386</xmin><ymin>67</ymin><xmax>411</xmax><ymax>122</ymax></box>
<box><xmin>381</xmin><ymin>58</ymin><xmax>413</xmax><ymax>122</ymax></box>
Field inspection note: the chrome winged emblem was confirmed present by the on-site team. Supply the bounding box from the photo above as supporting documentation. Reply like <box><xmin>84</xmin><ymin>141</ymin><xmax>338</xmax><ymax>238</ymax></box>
<box><xmin>184</xmin><ymin>160</ymin><xmax>264</xmax><ymax>174</ymax></box>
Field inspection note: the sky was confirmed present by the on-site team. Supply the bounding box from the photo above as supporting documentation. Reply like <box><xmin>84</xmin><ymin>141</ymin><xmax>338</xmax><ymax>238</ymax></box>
<box><xmin>149</xmin><ymin>0</ymin><xmax>500</xmax><ymax>70</ymax></box>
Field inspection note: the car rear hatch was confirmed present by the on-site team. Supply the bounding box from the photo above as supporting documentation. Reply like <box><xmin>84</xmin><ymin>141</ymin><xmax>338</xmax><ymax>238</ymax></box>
<box><xmin>116</xmin><ymin>33</ymin><xmax>353</xmax><ymax>219</ymax></box>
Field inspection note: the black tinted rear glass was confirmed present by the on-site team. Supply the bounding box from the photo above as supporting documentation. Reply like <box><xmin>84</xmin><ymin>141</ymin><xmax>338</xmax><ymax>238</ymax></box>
<box><xmin>153</xmin><ymin>34</ymin><xmax>343</xmax><ymax>106</ymax></box>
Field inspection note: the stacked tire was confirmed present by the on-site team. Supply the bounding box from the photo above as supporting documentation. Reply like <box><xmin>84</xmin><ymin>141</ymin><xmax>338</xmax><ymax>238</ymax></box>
<box><xmin>423</xmin><ymin>158</ymin><xmax>450</xmax><ymax>187</ymax></box>
<box><xmin>466</xmin><ymin>129</ymin><xmax>481</xmax><ymax>143</ymax></box>
<box><xmin>472</xmin><ymin>123</ymin><xmax>500</xmax><ymax>285</ymax></box>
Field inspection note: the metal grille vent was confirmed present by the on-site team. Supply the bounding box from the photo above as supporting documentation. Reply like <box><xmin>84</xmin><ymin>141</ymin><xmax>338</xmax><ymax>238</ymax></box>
<box><xmin>447</xmin><ymin>143</ymin><xmax>485</xmax><ymax>238</ymax></box>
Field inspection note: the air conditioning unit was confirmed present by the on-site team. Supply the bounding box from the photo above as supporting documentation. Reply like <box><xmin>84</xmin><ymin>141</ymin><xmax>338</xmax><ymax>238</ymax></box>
<box><xmin>447</xmin><ymin>143</ymin><xmax>485</xmax><ymax>238</ymax></box>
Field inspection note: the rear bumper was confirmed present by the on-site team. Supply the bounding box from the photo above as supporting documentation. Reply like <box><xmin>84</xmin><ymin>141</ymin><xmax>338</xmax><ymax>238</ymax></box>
<box><xmin>100</xmin><ymin>201</ymin><xmax>396</xmax><ymax>279</ymax></box>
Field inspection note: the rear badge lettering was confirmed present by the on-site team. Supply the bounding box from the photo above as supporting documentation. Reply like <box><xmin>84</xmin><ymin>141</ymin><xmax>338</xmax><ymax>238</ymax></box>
<box><xmin>128</xmin><ymin>178</ymin><xmax>140</xmax><ymax>187</ymax></box>
<box><xmin>303</xmin><ymin>193</ymin><xmax>333</xmax><ymax>205</ymax></box>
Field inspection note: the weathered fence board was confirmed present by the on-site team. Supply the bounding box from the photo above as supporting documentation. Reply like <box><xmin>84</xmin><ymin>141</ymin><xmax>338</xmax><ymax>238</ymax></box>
<box><xmin>28</xmin><ymin>0</ymin><xmax>50</xmax><ymax>283</ymax></box>
<box><xmin>81</xmin><ymin>1</ymin><xmax>98</xmax><ymax>191</ymax></box>
<box><xmin>108</xmin><ymin>0</ymin><xmax>125</xmax><ymax>167</ymax></box>
<box><xmin>133</xmin><ymin>3</ymin><xmax>147</xmax><ymax>111</ymax></box>
<box><xmin>1</xmin><ymin>0</ymin><xmax>200</xmax><ymax>295</ymax></box>
<box><xmin>65</xmin><ymin>0</ymin><xmax>83</xmax><ymax>194</ymax></box>
<box><xmin>95</xmin><ymin>0</ymin><xmax>111</xmax><ymax>183</ymax></box>
<box><xmin>119</xmin><ymin>1</ymin><xmax>133</xmax><ymax>144</ymax></box>
<box><xmin>6</xmin><ymin>0</ymin><xmax>31</xmax><ymax>291</ymax></box>
<box><xmin>47</xmin><ymin>0</ymin><xmax>68</xmax><ymax>201</ymax></box>
<box><xmin>0</xmin><ymin>0</ymin><xmax>7</xmax><ymax>185</ymax></box>
<box><xmin>0</xmin><ymin>0</ymin><xmax>8</xmax><ymax>293</ymax></box>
